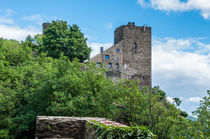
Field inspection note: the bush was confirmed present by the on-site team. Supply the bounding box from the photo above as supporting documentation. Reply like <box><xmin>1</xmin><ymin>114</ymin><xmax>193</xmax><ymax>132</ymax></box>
<box><xmin>89</xmin><ymin>121</ymin><xmax>155</xmax><ymax>139</ymax></box>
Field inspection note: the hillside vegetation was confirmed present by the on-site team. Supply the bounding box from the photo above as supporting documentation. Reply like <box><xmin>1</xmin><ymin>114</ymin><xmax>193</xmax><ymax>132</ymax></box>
<box><xmin>0</xmin><ymin>20</ymin><xmax>209</xmax><ymax>139</ymax></box>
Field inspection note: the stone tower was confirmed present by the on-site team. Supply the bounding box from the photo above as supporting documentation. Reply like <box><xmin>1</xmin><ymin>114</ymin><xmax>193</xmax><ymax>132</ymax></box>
<box><xmin>42</xmin><ymin>23</ymin><xmax>51</xmax><ymax>34</ymax></box>
<box><xmin>91</xmin><ymin>22</ymin><xmax>152</xmax><ymax>87</ymax></box>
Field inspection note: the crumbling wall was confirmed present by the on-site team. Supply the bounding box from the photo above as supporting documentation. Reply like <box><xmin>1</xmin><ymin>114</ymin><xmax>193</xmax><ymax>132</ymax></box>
<box><xmin>35</xmin><ymin>116</ymin><xmax>126</xmax><ymax>139</ymax></box>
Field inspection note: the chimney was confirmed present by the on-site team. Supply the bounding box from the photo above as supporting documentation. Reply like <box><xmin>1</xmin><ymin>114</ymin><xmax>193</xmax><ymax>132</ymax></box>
<box><xmin>100</xmin><ymin>47</ymin><xmax>104</xmax><ymax>53</ymax></box>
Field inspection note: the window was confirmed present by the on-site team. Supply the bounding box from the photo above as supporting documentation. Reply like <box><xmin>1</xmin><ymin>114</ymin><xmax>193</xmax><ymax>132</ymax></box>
<box><xmin>96</xmin><ymin>62</ymin><xmax>101</xmax><ymax>68</ymax></box>
<box><xmin>114</xmin><ymin>56</ymin><xmax>118</xmax><ymax>61</ymax></box>
<box><xmin>105</xmin><ymin>55</ymin><xmax>109</xmax><ymax>60</ymax></box>
<box><xmin>141</xmin><ymin>75</ymin><xmax>145</xmax><ymax>80</ymax></box>
<box><xmin>116</xmin><ymin>49</ymin><xmax>120</xmax><ymax>53</ymax></box>
<box><xmin>116</xmin><ymin>63</ymin><xmax>119</xmax><ymax>69</ymax></box>
<box><xmin>133</xmin><ymin>43</ymin><xmax>137</xmax><ymax>51</ymax></box>
<box><xmin>124</xmin><ymin>63</ymin><xmax>127</xmax><ymax>69</ymax></box>
<box><xmin>130</xmin><ymin>75</ymin><xmax>134</xmax><ymax>79</ymax></box>
<box><xmin>108</xmin><ymin>63</ymin><xmax>112</xmax><ymax>68</ymax></box>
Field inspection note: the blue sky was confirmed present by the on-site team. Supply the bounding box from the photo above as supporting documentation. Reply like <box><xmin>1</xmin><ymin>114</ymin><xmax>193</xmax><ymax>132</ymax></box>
<box><xmin>0</xmin><ymin>0</ymin><xmax>209</xmax><ymax>114</ymax></box>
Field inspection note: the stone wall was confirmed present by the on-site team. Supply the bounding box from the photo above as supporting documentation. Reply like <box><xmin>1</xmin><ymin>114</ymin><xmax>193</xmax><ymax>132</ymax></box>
<box><xmin>35</xmin><ymin>116</ymin><xmax>127</xmax><ymax>139</ymax></box>
<box><xmin>90</xmin><ymin>22</ymin><xmax>152</xmax><ymax>87</ymax></box>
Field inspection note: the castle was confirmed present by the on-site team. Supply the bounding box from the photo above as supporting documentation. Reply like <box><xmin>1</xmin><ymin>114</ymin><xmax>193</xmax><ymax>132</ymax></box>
<box><xmin>42</xmin><ymin>22</ymin><xmax>152</xmax><ymax>87</ymax></box>
<box><xmin>90</xmin><ymin>22</ymin><xmax>151</xmax><ymax>87</ymax></box>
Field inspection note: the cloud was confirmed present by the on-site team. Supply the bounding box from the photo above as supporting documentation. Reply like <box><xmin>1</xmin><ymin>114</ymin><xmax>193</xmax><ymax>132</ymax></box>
<box><xmin>22</xmin><ymin>14</ymin><xmax>44</xmax><ymax>25</ymax></box>
<box><xmin>153</xmin><ymin>37</ymin><xmax>210</xmax><ymax>89</ymax></box>
<box><xmin>0</xmin><ymin>9</ymin><xmax>41</xmax><ymax>40</ymax></box>
<box><xmin>88</xmin><ymin>42</ymin><xmax>113</xmax><ymax>58</ymax></box>
<box><xmin>152</xmin><ymin>37</ymin><xmax>210</xmax><ymax>114</ymax></box>
<box><xmin>0</xmin><ymin>24</ymin><xmax>41</xmax><ymax>41</ymax></box>
<box><xmin>187</xmin><ymin>97</ymin><xmax>202</xmax><ymax>103</ymax></box>
<box><xmin>105</xmin><ymin>22</ymin><xmax>113</xmax><ymax>29</ymax></box>
<box><xmin>138</xmin><ymin>0</ymin><xmax>210</xmax><ymax>19</ymax></box>
<box><xmin>0</xmin><ymin>17</ymin><xmax>13</xmax><ymax>24</ymax></box>
<box><xmin>5</xmin><ymin>9</ymin><xmax>15</xmax><ymax>16</ymax></box>
<box><xmin>167</xmin><ymin>96</ymin><xmax>174</xmax><ymax>103</ymax></box>
<box><xmin>0</xmin><ymin>9</ymin><xmax>15</xmax><ymax>25</ymax></box>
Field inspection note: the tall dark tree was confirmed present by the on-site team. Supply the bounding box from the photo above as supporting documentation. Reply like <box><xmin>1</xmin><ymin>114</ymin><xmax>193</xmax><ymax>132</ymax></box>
<box><xmin>42</xmin><ymin>20</ymin><xmax>91</xmax><ymax>62</ymax></box>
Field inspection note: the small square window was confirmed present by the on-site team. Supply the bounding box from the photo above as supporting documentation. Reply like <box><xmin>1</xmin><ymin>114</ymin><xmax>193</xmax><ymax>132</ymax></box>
<box><xmin>116</xmin><ymin>63</ymin><xmax>119</xmax><ymax>69</ymax></box>
<box><xmin>116</xmin><ymin>49</ymin><xmax>120</xmax><ymax>53</ymax></box>
<box><xmin>108</xmin><ymin>63</ymin><xmax>112</xmax><ymax>68</ymax></box>
<box><xmin>105</xmin><ymin>55</ymin><xmax>109</xmax><ymax>60</ymax></box>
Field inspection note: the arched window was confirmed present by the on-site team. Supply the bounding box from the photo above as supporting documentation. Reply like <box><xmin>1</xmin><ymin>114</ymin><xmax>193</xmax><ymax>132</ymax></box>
<box><xmin>133</xmin><ymin>43</ymin><xmax>137</xmax><ymax>51</ymax></box>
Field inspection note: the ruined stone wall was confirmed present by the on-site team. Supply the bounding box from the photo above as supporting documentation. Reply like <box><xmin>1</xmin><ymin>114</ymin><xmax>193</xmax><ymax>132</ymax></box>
<box><xmin>35</xmin><ymin>116</ymin><xmax>126</xmax><ymax>139</ymax></box>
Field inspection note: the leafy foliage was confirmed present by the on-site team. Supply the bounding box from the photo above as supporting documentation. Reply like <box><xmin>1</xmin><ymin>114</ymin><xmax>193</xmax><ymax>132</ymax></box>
<box><xmin>193</xmin><ymin>90</ymin><xmax>210</xmax><ymax>137</ymax></box>
<box><xmin>89</xmin><ymin>121</ymin><xmax>155</xmax><ymax>139</ymax></box>
<box><xmin>0</xmin><ymin>23</ymin><xmax>209</xmax><ymax>139</ymax></box>
<box><xmin>41</xmin><ymin>20</ymin><xmax>91</xmax><ymax>62</ymax></box>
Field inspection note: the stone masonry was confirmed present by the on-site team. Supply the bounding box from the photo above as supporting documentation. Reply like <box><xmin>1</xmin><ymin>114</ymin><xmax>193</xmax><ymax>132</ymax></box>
<box><xmin>35</xmin><ymin>116</ymin><xmax>127</xmax><ymax>139</ymax></box>
<box><xmin>90</xmin><ymin>22</ymin><xmax>151</xmax><ymax>87</ymax></box>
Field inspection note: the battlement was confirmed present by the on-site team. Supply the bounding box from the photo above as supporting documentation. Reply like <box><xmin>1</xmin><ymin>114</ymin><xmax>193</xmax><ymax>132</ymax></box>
<box><xmin>114</xmin><ymin>22</ymin><xmax>151</xmax><ymax>44</ymax></box>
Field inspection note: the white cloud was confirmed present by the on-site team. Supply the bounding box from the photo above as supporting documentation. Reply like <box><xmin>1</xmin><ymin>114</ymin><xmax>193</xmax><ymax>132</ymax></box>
<box><xmin>0</xmin><ymin>24</ymin><xmax>41</xmax><ymax>41</ymax></box>
<box><xmin>22</xmin><ymin>14</ymin><xmax>44</xmax><ymax>25</ymax></box>
<box><xmin>6</xmin><ymin>9</ymin><xmax>15</xmax><ymax>16</ymax></box>
<box><xmin>153</xmin><ymin>37</ymin><xmax>210</xmax><ymax>88</ymax></box>
<box><xmin>138</xmin><ymin>0</ymin><xmax>210</xmax><ymax>19</ymax></box>
<box><xmin>88</xmin><ymin>42</ymin><xmax>113</xmax><ymax>58</ymax></box>
<box><xmin>0</xmin><ymin>9</ymin><xmax>41</xmax><ymax>40</ymax></box>
<box><xmin>105</xmin><ymin>22</ymin><xmax>113</xmax><ymax>29</ymax></box>
<box><xmin>167</xmin><ymin>96</ymin><xmax>174</xmax><ymax>103</ymax></box>
<box><xmin>0</xmin><ymin>17</ymin><xmax>13</xmax><ymax>24</ymax></box>
<box><xmin>152</xmin><ymin>37</ymin><xmax>210</xmax><ymax>113</ymax></box>
<box><xmin>0</xmin><ymin>9</ymin><xmax>15</xmax><ymax>25</ymax></box>
<box><xmin>187</xmin><ymin>97</ymin><xmax>202</xmax><ymax>103</ymax></box>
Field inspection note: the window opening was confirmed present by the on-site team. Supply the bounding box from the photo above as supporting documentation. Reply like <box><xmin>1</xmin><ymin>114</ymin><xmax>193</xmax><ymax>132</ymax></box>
<box><xmin>108</xmin><ymin>63</ymin><xmax>112</xmax><ymax>68</ymax></box>
<box><xmin>105</xmin><ymin>55</ymin><xmax>109</xmax><ymax>60</ymax></box>
<box><xmin>116</xmin><ymin>63</ymin><xmax>119</xmax><ymax>69</ymax></box>
<box><xmin>133</xmin><ymin>43</ymin><xmax>137</xmax><ymax>51</ymax></box>
<box><xmin>124</xmin><ymin>63</ymin><xmax>127</xmax><ymax>69</ymax></box>
<box><xmin>116</xmin><ymin>49</ymin><xmax>120</xmax><ymax>53</ymax></box>
<box><xmin>130</xmin><ymin>75</ymin><xmax>134</xmax><ymax>79</ymax></box>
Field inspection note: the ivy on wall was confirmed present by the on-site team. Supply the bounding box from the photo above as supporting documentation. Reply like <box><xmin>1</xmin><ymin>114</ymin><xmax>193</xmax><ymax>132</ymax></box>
<box><xmin>88</xmin><ymin>121</ymin><xmax>156</xmax><ymax>139</ymax></box>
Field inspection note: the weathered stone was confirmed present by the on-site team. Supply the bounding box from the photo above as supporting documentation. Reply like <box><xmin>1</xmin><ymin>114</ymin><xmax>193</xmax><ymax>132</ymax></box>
<box><xmin>90</xmin><ymin>22</ymin><xmax>151</xmax><ymax>87</ymax></box>
<box><xmin>35</xmin><ymin>116</ymin><xmax>127</xmax><ymax>139</ymax></box>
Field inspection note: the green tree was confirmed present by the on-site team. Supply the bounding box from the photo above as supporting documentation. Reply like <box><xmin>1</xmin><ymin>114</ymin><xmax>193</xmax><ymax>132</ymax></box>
<box><xmin>0</xmin><ymin>37</ymin><xmax>206</xmax><ymax>139</ymax></box>
<box><xmin>193</xmin><ymin>90</ymin><xmax>210</xmax><ymax>137</ymax></box>
<box><xmin>173</xmin><ymin>97</ymin><xmax>181</xmax><ymax>107</ymax></box>
<box><xmin>41</xmin><ymin>20</ymin><xmax>91</xmax><ymax>62</ymax></box>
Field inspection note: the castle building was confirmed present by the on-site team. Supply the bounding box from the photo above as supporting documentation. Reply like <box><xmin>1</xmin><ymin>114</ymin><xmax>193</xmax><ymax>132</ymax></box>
<box><xmin>90</xmin><ymin>22</ymin><xmax>151</xmax><ymax>87</ymax></box>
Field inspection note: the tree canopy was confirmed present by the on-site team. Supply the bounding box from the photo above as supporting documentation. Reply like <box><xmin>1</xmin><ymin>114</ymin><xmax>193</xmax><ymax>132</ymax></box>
<box><xmin>41</xmin><ymin>20</ymin><xmax>91</xmax><ymax>62</ymax></box>
<box><xmin>0</xmin><ymin>21</ymin><xmax>209</xmax><ymax>139</ymax></box>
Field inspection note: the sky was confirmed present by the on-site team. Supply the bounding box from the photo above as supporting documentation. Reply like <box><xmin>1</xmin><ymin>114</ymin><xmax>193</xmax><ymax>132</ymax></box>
<box><xmin>0</xmin><ymin>0</ymin><xmax>209</xmax><ymax>114</ymax></box>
